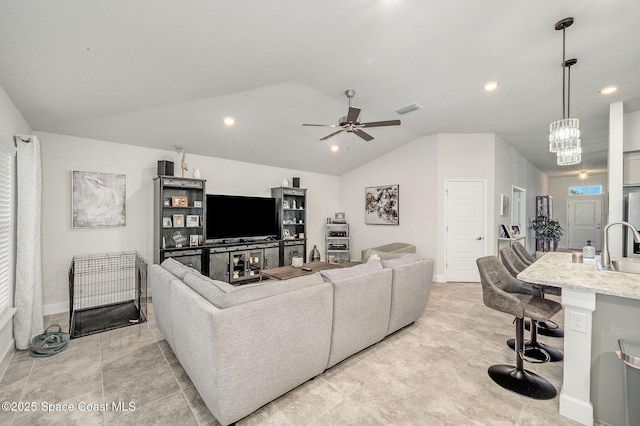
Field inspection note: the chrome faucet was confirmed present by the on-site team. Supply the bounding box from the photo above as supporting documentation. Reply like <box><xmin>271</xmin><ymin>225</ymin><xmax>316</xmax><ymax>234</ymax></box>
<box><xmin>601</xmin><ymin>221</ymin><xmax>640</xmax><ymax>268</ymax></box>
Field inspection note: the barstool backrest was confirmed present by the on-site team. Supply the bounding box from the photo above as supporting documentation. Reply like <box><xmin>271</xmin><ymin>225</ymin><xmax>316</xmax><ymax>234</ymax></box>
<box><xmin>476</xmin><ymin>256</ymin><xmax>541</xmax><ymax>317</ymax></box>
<box><xmin>512</xmin><ymin>241</ymin><xmax>536</xmax><ymax>265</ymax></box>
<box><xmin>500</xmin><ymin>246</ymin><xmax>528</xmax><ymax>278</ymax></box>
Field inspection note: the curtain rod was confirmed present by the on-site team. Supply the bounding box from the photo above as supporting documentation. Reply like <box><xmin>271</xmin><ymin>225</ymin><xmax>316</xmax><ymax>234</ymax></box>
<box><xmin>13</xmin><ymin>135</ymin><xmax>32</xmax><ymax>144</ymax></box>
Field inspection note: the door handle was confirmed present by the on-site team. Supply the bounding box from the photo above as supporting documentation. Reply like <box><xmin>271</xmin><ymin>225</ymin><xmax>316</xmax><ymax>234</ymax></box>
<box><xmin>476</xmin><ymin>236</ymin><xmax>483</xmax><ymax>240</ymax></box>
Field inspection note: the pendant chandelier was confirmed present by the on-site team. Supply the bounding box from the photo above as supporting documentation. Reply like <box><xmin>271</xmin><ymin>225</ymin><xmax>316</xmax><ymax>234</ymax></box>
<box><xmin>549</xmin><ymin>17</ymin><xmax>581</xmax><ymax>166</ymax></box>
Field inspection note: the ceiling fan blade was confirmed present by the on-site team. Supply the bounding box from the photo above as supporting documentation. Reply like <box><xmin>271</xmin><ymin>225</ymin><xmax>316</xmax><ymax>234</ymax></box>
<box><xmin>320</xmin><ymin>129</ymin><xmax>345</xmax><ymax>141</ymax></box>
<box><xmin>302</xmin><ymin>123</ymin><xmax>339</xmax><ymax>127</ymax></box>
<box><xmin>346</xmin><ymin>107</ymin><xmax>361</xmax><ymax>123</ymax></box>
<box><xmin>360</xmin><ymin>119</ymin><xmax>401</xmax><ymax>128</ymax></box>
<box><xmin>353</xmin><ymin>129</ymin><xmax>374</xmax><ymax>141</ymax></box>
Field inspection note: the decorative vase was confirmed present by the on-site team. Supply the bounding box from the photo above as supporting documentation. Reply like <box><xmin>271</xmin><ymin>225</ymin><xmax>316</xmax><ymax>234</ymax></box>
<box><xmin>310</xmin><ymin>245</ymin><xmax>321</xmax><ymax>262</ymax></box>
<box><xmin>281</xmin><ymin>178</ymin><xmax>289</xmax><ymax>187</ymax></box>
<box><xmin>193</xmin><ymin>168</ymin><xmax>201</xmax><ymax>179</ymax></box>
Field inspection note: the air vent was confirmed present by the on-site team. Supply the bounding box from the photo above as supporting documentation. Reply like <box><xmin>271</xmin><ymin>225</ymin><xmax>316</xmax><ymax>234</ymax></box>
<box><xmin>394</xmin><ymin>103</ymin><xmax>423</xmax><ymax>115</ymax></box>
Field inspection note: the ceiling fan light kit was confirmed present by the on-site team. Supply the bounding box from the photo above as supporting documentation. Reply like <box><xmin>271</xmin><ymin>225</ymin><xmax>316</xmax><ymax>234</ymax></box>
<box><xmin>548</xmin><ymin>17</ymin><xmax>582</xmax><ymax>166</ymax></box>
<box><xmin>303</xmin><ymin>89</ymin><xmax>401</xmax><ymax>142</ymax></box>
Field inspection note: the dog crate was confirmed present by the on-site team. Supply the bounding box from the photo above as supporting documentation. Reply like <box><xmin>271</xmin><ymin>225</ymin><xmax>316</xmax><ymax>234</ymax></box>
<box><xmin>69</xmin><ymin>251</ymin><xmax>147</xmax><ymax>338</ymax></box>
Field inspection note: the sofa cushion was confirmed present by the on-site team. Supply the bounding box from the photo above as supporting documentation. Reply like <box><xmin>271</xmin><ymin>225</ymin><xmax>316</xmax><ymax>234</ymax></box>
<box><xmin>320</xmin><ymin>260</ymin><xmax>382</xmax><ymax>282</ymax></box>
<box><xmin>161</xmin><ymin>258</ymin><xmax>201</xmax><ymax>280</ymax></box>
<box><xmin>182</xmin><ymin>273</ymin><xmax>226</xmax><ymax>305</ymax></box>
<box><xmin>183</xmin><ymin>272</ymin><xmax>325</xmax><ymax>309</ymax></box>
<box><xmin>381</xmin><ymin>253</ymin><xmax>420</xmax><ymax>268</ymax></box>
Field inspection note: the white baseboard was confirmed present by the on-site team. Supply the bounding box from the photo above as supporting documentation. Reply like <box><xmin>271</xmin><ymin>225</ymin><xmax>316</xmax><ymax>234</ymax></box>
<box><xmin>43</xmin><ymin>302</ymin><xmax>68</xmax><ymax>316</ymax></box>
<box><xmin>433</xmin><ymin>274</ymin><xmax>446</xmax><ymax>283</ymax></box>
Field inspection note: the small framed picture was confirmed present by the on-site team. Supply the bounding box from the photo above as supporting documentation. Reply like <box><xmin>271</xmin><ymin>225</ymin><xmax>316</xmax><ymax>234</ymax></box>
<box><xmin>163</xmin><ymin>198</ymin><xmax>171</xmax><ymax>207</ymax></box>
<box><xmin>186</xmin><ymin>214</ymin><xmax>200</xmax><ymax>227</ymax></box>
<box><xmin>511</xmin><ymin>225</ymin><xmax>520</xmax><ymax>235</ymax></box>
<box><xmin>500</xmin><ymin>224</ymin><xmax>511</xmax><ymax>238</ymax></box>
<box><xmin>334</xmin><ymin>212</ymin><xmax>346</xmax><ymax>223</ymax></box>
<box><xmin>283</xmin><ymin>229</ymin><xmax>291</xmax><ymax>239</ymax></box>
<box><xmin>197</xmin><ymin>235</ymin><xmax>203</xmax><ymax>245</ymax></box>
<box><xmin>173</xmin><ymin>214</ymin><xmax>185</xmax><ymax>227</ymax></box>
<box><xmin>283</xmin><ymin>200</ymin><xmax>290</xmax><ymax>209</ymax></box>
<box><xmin>190</xmin><ymin>234</ymin><xmax>199</xmax><ymax>247</ymax></box>
<box><xmin>172</xmin><ymin>195</ymin><xmax>188</xmax><ymax>207</ymax></box>
<box><xmin>162</xmin><ymin>217</ymin><xmax>173</xmax><ymax>228</ymax></box>
<box><xmin>193</xmin><ymin>200</ymin><xmax>202</xmax><ymax>208</ymax></box>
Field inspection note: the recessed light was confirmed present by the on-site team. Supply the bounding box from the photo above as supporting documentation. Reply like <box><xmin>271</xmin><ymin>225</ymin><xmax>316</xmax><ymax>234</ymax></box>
<box><xmin>599</xmin><ymin>86</ymin><xmax>618</xmax><ymax>95</ymax></box>
<box><xmin>223</xmin><ymin>117</ymin><xmax>235</xmax><ymax>126</ymax></box>
<box><xmin>483</xmin><ymin>81</ymin><xmax>499</xmax><ymax>92</ymax></box>
<box><xmin>330</xmin><ymin>145</ymin><xmax>339</xmax><ymax>152</ymax></box>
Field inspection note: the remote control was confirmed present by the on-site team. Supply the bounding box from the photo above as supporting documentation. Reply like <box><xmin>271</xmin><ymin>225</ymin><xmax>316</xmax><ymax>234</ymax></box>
<box><xmin>301</xmin><ymin>267</ymin><xmax>312</xmax><ymax>272</ymax></box>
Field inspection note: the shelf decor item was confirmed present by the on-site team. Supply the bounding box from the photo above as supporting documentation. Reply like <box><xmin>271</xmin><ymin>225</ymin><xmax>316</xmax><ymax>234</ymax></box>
<box><xmin>162</xmin><ymin>217</ymin><xmax>172</xmax><ymax>228</ymax></box>
<box><xmin>365</xmin><ymin>184</ymin><xmax>399</xmax><ymax>225</ymax></box>
<box><xmin>173</xmin><ymin>214</ymin><xmax>185</xmax><ymax>227</ymax></box>
<box><xmin>186</xmin><ymin>214</ymin><xmax>200</xmax><ymax>227</ymax></box>
<box><xmin>172</xmin><ymin>195</ymin><xmax>188</xmax><ymax>207</ymax></box>
<box><xmin>310</xmin><ymin>245</ymin><xmax>321</xmax><ymax>262</ymax></box>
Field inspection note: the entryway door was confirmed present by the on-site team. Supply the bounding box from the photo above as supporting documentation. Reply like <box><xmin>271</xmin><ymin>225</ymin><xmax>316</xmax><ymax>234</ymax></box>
<box><xmin>445</xmin><ymin>180</ymin><xmax>486</xmax><ymax>282</ymax></box>
<box><xmin>567</xmin><ymin>196</ymin><xmax>603</xmax><ymax>251</ymax></box>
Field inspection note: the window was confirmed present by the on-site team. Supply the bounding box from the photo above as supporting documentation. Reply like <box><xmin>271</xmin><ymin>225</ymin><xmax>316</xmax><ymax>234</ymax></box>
<box><xmin>569</xmin><ymin>185</ymin><xmax>602</xmax><ymax>195</ymax></box>
<box><xmin>0</xmin><ymin>148</ymin><xmax>11</xmax><ymax>315</ymax></box>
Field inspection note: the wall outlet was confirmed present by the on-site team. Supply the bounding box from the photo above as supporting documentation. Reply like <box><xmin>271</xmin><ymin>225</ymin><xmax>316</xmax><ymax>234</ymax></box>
<box><xmin>570</xmin><ymin>312</ymin><xmax>587</xmax><ymax>333</ymax></box>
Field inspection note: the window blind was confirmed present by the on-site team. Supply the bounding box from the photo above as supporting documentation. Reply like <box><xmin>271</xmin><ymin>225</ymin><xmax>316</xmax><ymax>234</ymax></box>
<box><xmin>0</xmin><ymin>149</ymin><xmax>11</xmax><ymax>315</ymax></box>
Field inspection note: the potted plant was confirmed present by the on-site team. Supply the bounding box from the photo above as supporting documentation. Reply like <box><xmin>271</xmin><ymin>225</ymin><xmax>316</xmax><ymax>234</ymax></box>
<box><xmin>529</xmin><ymin>215</ymin><xmax>564</xmax><ymax>252</ymax></box>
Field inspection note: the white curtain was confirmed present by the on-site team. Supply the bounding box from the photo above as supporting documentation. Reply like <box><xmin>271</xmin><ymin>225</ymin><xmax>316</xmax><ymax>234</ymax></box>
<box><xmin>14</xmin><ymin>135</ymin><xmax>43</xmax><ymax>350</ymax></box>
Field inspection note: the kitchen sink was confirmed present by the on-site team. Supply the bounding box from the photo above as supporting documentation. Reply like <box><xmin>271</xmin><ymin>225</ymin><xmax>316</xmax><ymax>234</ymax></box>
<box><xmin>611</xmin><ymin>258</ymin><xmax>640</xmax><ymax>274</ymax></box>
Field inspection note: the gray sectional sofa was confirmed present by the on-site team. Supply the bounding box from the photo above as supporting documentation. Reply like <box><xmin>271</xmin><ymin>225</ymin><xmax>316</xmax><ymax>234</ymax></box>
<box><xmin>150</xmin><ymin>254</ymin><xmax>434</xmax><ymax>425</ymax></box>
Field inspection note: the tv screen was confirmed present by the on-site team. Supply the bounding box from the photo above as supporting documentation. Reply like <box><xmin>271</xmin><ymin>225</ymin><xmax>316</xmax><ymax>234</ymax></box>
<box><xmin>206</xmin><ymin>194</ymin><xmax>278</xmax><ymax>242</ymax></box>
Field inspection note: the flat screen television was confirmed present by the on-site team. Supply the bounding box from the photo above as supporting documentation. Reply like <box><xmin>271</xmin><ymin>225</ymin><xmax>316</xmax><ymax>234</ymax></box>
<box><xmin>206</xmin><ymin>194</ymin><xmax>278</xmax><ymax>242</ymax></box>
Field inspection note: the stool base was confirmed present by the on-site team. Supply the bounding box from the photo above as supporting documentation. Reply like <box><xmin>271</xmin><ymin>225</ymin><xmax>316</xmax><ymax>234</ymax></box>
<box><xmin>507</xmin><ymin>338</ymin><xmax>563</xmax><ymax>362</ymax></box>
<box><xmin>488</xmin><ymin>364</ymin><xmax>557</xmax><ymax>400</ymax></box>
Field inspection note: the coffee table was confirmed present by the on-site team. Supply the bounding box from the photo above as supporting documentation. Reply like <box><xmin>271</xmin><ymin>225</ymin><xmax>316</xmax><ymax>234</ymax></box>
<box><xmin>260</xmin><ymin>261</ymin><xmax>342</xmax><ymax>281</ymax></box>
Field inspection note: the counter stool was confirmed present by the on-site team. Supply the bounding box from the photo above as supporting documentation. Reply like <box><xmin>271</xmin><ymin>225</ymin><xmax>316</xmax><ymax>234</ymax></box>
<box><xmin>476</xmin><ymin>256</ymin><xmax>562</xmax><ymax>399</ymax></box>
<box><xmin>499</xmin><ymin>247</ymin><xmax>563</xmax><ymax>362</ymax></box>
<box><xmin>511</xmin><ymin>243</ymin><xmax>565</xmax><ymax>338</ymax></box>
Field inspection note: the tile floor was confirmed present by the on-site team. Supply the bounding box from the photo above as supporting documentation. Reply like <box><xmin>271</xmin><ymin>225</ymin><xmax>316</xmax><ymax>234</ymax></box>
<box><xmin>0</xmin><ymin>282</ymin><xmax>581</xmax><ymax>425</ymax></box>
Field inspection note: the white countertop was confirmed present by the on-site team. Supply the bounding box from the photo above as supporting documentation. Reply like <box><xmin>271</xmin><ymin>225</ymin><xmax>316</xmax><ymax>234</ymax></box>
<box><xmin>517</xmin><ymin>252</ymin><xmax>640</xmax><ymax>301</ymax></box>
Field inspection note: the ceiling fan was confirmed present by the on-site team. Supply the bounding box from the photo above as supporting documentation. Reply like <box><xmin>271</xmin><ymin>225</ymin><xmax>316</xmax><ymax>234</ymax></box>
<box><xmin>303</xmin><ymin>89</ymin><xmax>401</xmax><ymax>141</ymax></box>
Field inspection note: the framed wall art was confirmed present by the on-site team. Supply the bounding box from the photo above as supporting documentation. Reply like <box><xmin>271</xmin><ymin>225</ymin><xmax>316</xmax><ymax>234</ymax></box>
<box><xmin>500</xmin><ymin>194</ymin><xmax>510</xmax><ymax>216</ymax></box>
<box><xmin>72</xmin><ymin>170</ymin><xmax>126</xmax><ymax>228</ymax></box>
<box><xmin>365</xmin><ymin>184</ymin><xmax>399</xmax><ymax>225</ymax></box>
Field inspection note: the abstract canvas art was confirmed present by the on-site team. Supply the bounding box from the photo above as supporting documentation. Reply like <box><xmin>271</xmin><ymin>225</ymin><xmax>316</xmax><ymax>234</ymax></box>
<box><xmin>72</xmin><ymin>171</ymin><xmax>126</xmax><ymax>228</ymax></box>
<box><xmin>365</xmin><ymin>184</ymin><xmax>399</xmax><ymax>225</ymax></box>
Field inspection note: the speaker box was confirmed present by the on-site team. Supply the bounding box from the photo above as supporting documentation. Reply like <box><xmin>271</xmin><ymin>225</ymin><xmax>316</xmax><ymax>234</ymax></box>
<box><xmin>157</xmin><ymin>160</ymin><xmax>174</xmax><ymax>176</ymax></box>
<box><xmin>292</xmin><ymin>177</ymin><xmax>300</xmax><ymax>188</ymax></box>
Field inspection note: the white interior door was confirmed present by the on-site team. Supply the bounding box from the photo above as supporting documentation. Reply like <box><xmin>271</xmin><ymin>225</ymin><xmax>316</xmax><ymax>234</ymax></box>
<box><xmin>567</xmin><ymin>196</ymin><xmax>603</xmax><ymax>250</ymax></box>
<box><xmin>446</xmin><ymin>181</ymin><xmax>485</xmax><ymax>282</ymax></box>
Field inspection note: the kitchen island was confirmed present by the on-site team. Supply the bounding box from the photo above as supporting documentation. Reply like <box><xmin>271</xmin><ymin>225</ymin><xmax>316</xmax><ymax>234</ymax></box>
<box><xmin>518</xmin><ymin>252</ymin><xmax>640</xmax><ymax>426</ymax></box>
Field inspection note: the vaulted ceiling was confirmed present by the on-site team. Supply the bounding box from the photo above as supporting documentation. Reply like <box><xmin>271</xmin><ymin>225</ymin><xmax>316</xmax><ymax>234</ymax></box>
<box><xmin>1</xmin><ymin>1</ymin><xmax>639</xmax><ymax>176</ymax></box>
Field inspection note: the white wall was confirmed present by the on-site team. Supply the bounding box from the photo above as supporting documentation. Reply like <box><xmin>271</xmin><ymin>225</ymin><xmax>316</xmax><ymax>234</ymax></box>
<box><xmin>494</xmin><ymin>136</ymin><xmax>548</xmax><ymax>254</ymax></box>
<box><xmin>339</xmin><ymin>134</ymin><xmax>439</xmax><ymax>265</ymax></box>
<box><xmin>37</xmin><ymin>131</ymin><xmax>340</xmax><ymax>314</ymax></box>
<box><xmin>339</xmin><ymin>132</ymin><xmax>545</xmax><ymax>281</ymax></box>
<box><xmin>436</xmin><ymin>134</ymin><xmax>495</xmax><ymax>280</ymax></box>
<box><xmin>0</xmin><ymin>85</ymin><xmax>32</xmax><ymax>377</ymax></box>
